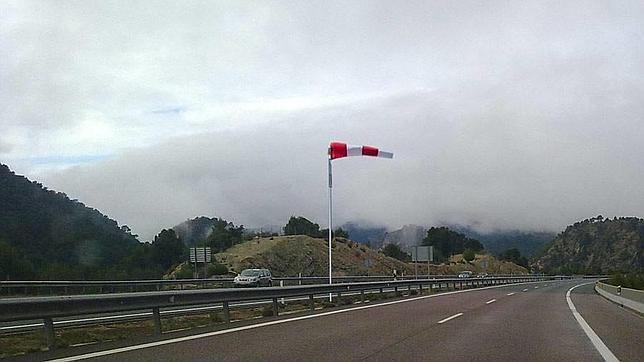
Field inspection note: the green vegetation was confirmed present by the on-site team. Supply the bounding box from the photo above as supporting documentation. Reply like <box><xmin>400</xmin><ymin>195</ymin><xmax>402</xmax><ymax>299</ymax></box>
<box><xmin>381</xmin><ymin>243</ymin><xmax>411</xmax><ymax>262</ymax></box>
<box><xmin>462</xmin><ymin>249</ymin><xmax>476</xmax><ymax>262</ymax></box>
<box><xmin>204</xmin><ymin>218</ymin><xmax>245</xmax><ymax>252</ymax></box>
<box><xmin>421</xmin><ymin>227</ymin><xmax>484</xmax><ymax>263</ymax></box>
<box><xmin>534</xmin><ymin>216</ymin><xmax>644</xmax><ymax>274</ymax></box>
<box><xmin>608</xmin><ymin>273</ymin><xmax>644</xmax><ymax>290</ymax></box>
<box><xmin>0</xmin><ymin>164</ymin><xmax>164</xmax><ymax>280</ymax></box>
<box><xmin>283</xmin><ymin>216</ymin><xmax>348</xmax><ymax>239</ymax></box>
<box><xmin>151</xmin><ymin>229</ymin><xmax>186</xmax><ymax>271</ymax></box>
<box><xmin>207</xmin><ymin>262</ymin><xmax>229</xmax><ymax>276</ymax></box>
<box><xmin>498</xmin><ymin>248</ymin><xmax>528</xmax><ymax>268</ymax></box>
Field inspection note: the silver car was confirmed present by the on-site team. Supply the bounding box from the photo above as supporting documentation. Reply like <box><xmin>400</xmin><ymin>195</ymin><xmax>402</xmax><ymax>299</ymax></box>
<box><xmin>233</xmin><ymin>268</ymin><xmax>273</xmax><ymax>287</ymax></box>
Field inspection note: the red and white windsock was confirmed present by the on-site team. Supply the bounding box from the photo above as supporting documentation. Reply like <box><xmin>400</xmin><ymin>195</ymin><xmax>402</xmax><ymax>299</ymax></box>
<box><xmin>328</xmin><ymin>142</ymin><xmax>394</xmax><ymax>160</ymax></box>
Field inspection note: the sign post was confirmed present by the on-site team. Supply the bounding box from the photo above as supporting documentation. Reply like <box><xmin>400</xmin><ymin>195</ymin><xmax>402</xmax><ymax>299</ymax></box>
<box><xmin>189</xmin><ymin>247</ymin><xmax>212</xmax><ymax>278</ymax></box>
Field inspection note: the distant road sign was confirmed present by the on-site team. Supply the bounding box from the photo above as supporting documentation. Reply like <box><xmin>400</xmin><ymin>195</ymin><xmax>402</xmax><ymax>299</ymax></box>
<box><xmin>189</xmin><ymin>247</ymin><xmax>212</xmax><ymax>263</ymax></box>
<box><xmin>411</xmin><ymin>246</ymin><xmax>434</xmax><ymax>262</ymax></box>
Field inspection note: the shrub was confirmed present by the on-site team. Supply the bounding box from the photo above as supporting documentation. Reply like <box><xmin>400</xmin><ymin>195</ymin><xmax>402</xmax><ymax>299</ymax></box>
<box><xmin>261</xmin><ymin>306</ymin><xmax>274</xmax><ymax>317</ymax></box>
<box><xmin>207</xmin><ymin>263</ymin><xmax>228</xmax><ymax>276</ymax></box>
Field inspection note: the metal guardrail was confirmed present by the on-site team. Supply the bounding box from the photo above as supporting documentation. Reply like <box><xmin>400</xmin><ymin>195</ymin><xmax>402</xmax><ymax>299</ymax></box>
<box><xmin>0</xmin><ymin>276</ymin><xmax>545</xmax><ymax>349</ymax></box>
<box><xmin>595</xmin><ymin>280</ymin><xmax>644</xmax><ymax>314</ymax></box>
<box><xmin>0</xmin><ymin>274</ymin><xmax>544</xmax><ymax>296</ymax></box>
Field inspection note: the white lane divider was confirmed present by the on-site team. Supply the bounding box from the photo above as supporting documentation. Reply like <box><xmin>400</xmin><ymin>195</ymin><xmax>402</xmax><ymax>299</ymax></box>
<box><xmin>485</xmin><ymin>299</ymin><xmax>496</xmax><ymax>304</ymax></box>
<box><xmin>506</xmin><ymin>292</ymin><xmax>515</xmax><ymax>296</ymax></box>
<box><xmin>522</xmin><ymin>288</ymin><xmax>528</xmax><ymax>292</ymax></box>
<box><xmin>534</xmin><ymin>286</ymin><xmax>539</xmax><ymax>289</ymax></box>
<box><xmin>566</xmin><ymin>283</ymin><xmax>619</xmax><ymax>362</ymax></box>
<box><xmin>437</xmin><ymin>313</ymin><xmax>464</xmax><ymax>324</ymax></box>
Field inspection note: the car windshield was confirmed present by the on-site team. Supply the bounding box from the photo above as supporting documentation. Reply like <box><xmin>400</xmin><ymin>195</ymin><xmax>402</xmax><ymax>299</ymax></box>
<box><xmin>241</xmin><ymin>270</ymin><xmax>261</xmax><ymax>277</ymax></box>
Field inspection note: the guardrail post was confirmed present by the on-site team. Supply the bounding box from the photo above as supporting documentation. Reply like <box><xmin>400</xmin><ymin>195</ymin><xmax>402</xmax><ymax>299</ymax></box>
<box><xmin>43</xmin><ymin>317</ymin><xmax>56</xmax><ymax>350</ymax></box>
<box><xmin>309</xmin><ymin>294</ymin><xmax>315</xmax><ymax>311</ymax></box>
<box><xmin>152</xmin><ymin>307</ymin><xmax>162</xmax><ymax>336</ymax></box>
<box><xmin>223</xmin><ymin>301</ymin><xmax>231</xmax><ymax>324</ymax></box>
<box><xmin>272</xmin><ymin>297</ymin><xmax>279</xmax><ymax>316</ymax></box>
<box><xmin>360</xmin><ymin>290</ymin><xmax>365</xmax><ymax>303</ymax></box>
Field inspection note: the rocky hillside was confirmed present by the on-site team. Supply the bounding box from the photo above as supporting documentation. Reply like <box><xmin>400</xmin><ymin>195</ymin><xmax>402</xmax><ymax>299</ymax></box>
<box><xmin>534</xmin><ymin>216</ymin><xmax>644</xmax><ymax>274</ymax></box>
<box><xmin>215</xmin><ymin>235</ymin><xmax>415</xmax><ymax>276</ymax></box>
<box><xmin>213</xmin><ymin>235</ymin><xmax>528</xmax><ymax>277</ymax></box>
<box><xmin>383</xmin><ymin>224</ymin><xmax>426</xmax><ymax>252</ymax></box>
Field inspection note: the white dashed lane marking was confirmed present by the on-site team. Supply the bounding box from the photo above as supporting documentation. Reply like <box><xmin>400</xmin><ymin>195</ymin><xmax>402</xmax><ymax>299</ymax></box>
<box><xmin>437</xmin><ymin>313</ymin><xmax>464</xmax><ymax>324</ymax></box>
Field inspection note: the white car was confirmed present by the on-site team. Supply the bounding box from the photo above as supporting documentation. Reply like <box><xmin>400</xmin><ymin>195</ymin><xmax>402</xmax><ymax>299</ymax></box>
<box><xmin>233</xmin><ymin>268</ymin><xmax>273</xmax><ymax>287</ymax></box>
<box><xmin>458</xmin><ymin>271</ymin><xmax>473</xmax><ymax>278</ymax></box>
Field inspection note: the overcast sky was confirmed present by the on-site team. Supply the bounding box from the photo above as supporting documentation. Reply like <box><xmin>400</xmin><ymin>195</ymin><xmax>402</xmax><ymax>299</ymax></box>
<box><xmin>1</xmin><ymin>1</ymin><xmax>643</xmax><ymax>241</ymax></box>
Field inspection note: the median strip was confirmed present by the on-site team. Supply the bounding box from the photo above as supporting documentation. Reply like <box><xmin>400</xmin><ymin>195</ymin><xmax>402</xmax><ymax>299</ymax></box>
<box><xmin>437</xmin><ymin>313</ymin><xmax>464</xmax><ymax>324</ymax></box>
<box><xmin>485</xmin><ymin>299</ymin><xmax>496</xmax><ymax>304</ymax></box>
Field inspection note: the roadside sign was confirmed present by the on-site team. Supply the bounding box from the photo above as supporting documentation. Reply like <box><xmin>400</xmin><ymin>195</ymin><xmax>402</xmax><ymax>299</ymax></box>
<box><xmin>189</xmin><ymin>247</ymin><xmax>212</xmax><ymax>263</ymax></box>
<box><xmin>411</xmin><ymin>246</ymin><xmax>430</xmax><ymax>262</ymax></box>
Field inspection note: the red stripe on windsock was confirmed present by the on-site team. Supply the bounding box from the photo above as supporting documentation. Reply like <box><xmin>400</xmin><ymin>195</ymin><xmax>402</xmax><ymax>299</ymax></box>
<box><xmin>361</xmin><ymin>145</ymin><xmax>379</xmax><ymax>157</ymax></box>
<box><xmin>329</xmin><ymin>142</ymin><xmax>348</xmax><ymax>159</ymax></box>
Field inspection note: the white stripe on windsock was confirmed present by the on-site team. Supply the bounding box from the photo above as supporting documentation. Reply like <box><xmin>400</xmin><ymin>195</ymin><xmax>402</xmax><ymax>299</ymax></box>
<box><xmin>347</xmin><ymin>145</ymin><xmax>363</xmax><ymax>157</ymax></box>
<box><xmin>377</xmin><ymin>150</ymin><xmax>394</xmax><ymax>159</ymax></box>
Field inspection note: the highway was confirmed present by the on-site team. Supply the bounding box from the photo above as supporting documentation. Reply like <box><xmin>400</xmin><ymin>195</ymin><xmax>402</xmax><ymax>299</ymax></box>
<box><xmin>24</xmin><ymin>279</ymin><xmax>641</xmax><ymax>362</ymax></box>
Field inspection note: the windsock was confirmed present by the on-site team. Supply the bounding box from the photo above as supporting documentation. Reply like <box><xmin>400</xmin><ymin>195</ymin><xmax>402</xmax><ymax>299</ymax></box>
<box><xmin>328</xmin><ymin>142</ymin><xmax>394</xmax><ymax>160</ymax></box>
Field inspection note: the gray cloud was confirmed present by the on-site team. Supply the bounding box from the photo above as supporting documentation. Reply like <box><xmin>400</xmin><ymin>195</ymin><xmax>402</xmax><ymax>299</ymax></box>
<box><xmin>2</xmin><ymin>1</ymin><xmax>643</xmax><ymax>240</ymax></box>
<box><xmin>44</xmin><ymin>83</ymin><xmax>644</xmax><ymax>240</ymax></box>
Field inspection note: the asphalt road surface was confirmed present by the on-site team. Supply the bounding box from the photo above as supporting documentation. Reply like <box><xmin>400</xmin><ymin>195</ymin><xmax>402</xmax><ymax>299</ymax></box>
<box><xmin>29</xmin><ymin>280</ymin><xmax>644</xmax><ymax>361</ymax></box>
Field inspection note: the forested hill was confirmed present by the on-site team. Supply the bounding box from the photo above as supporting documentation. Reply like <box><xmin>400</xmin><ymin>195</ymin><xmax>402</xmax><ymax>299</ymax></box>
<box><xmin>0</xmin><ymin>164</ymin><xmax>152</xmax><ymax>280</ymax></box>
<box><xmin>534</xmin><ymin>216</ymin><xmax>644</xmax><ymax>274</ymax></box>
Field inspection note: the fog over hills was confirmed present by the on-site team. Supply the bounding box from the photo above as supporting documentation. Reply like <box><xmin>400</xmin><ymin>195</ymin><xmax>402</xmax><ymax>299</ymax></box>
<box><xmin>2</xmin><ymin>1</ymin><xmax>642</xmax><ymax>241</ymax></box>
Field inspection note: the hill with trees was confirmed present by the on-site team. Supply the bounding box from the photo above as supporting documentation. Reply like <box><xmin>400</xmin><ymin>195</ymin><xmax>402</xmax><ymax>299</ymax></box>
<box><xmin>172</xmin><ymin>217</ymin><xmax>219</xmax><ymax>247</ymax></box>
<box><xmin>451</xmin><ymin>226</ymin><xmax>555</xmax><ymax>258</ymax></box>
<box><xmin>339</xmin><ymin>222</ymin><xmax>387</xmax><ymax>247</ymax></box>
<box><xmin>0</xmin><ymin>164</ymin><xmax>189</xmax><ymax>280</ymax></box>
<box><xmin>382</xmin><ymin>225</ymin><xmax>426</xmax><ymax>252</ymax></box>
<box><xmin>422</xmin><ymin>227</ymin><xmax>484</xmax><ymax>263</ymax></box>
<box><xmin>533</xmin><ymin>216</ymin><xmax>644</xmax><ymax>274</ymax></box>
<box><xmin>283</xmin><ymin>216</ymin><xmax>347</xmax><ymax>239</ymax></box>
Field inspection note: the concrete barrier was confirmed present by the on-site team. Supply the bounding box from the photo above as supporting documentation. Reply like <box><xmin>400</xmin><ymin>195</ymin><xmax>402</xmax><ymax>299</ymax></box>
<box><xmin>595</xmin><ymin>280</ymin><xmax>644</xmax><ymax>314</ymax></box>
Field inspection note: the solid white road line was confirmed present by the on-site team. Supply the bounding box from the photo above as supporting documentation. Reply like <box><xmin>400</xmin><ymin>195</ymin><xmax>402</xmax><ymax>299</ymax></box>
<box><xmin>485</xmin><ymin>299</ymin><xmax>496</xmax><ymax>304</ymax></box>
<box><xmin>46</xmin><ymin>279</ymin><xmax>554</xmax><ymax>362</ymax></box>
<box><xmin>506</xmin><ymin>292</ymin><xmax>515</xmax><ymax>296</ymax></box>
<box><xmin>566</xmin><ymin>283</ymin><xmax>619</xmax><ymax>362</ymax></box>
<box><xmin>437</xmin><ymin>313</ymin><xmax>464</xmax><ymax>324</ymax></box>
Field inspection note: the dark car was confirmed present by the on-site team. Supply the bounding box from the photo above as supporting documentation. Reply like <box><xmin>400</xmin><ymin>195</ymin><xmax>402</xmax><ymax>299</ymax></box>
<box><xmin>233</xmin><ymin>268</ymin><xmax>273</xmax><ymax>287</ymax></box>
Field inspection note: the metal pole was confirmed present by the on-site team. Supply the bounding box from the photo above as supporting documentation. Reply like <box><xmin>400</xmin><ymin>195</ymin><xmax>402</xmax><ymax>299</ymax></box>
<box><xmin>203</xmin><ymin>247</ymin><xmax>207</xmax><ymax>279</ymax></box>
<box><xmin>328</xmin><ymin>156</ymin><xmax>333</xmax><ymax>301</ymax></box>
<box><xmin>414</xmin><ymin>246</ymin><xmax>418</xmax><ymax>279</ymax></box>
